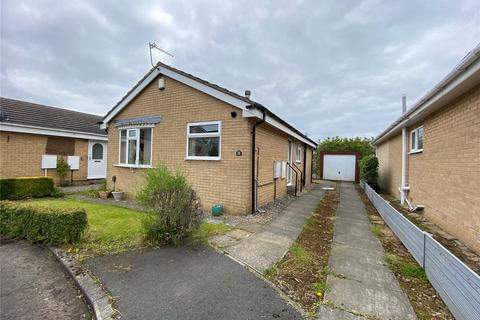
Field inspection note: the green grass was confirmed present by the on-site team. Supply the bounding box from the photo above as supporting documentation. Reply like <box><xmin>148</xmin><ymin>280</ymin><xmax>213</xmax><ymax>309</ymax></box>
<box><xmin>264</xmin><ymin>264</ymin><xmax>278</xmax><ymax>279</ymax></box>
<box><xmin>384</xmin><ymin>252</ymin><xmax>427</xmax><ymax>281</ymax></box>
<box><xmin>289</xmin><ymin>245</ymin><xmax>314</xmax><ymax>268</ymax></box>
<box><xmin>371</xmin><ymin>224</ymin><xmax>383</xmax><ymax>237</ymax></box>
<box><xmin>304</xmin><ymin>214</ymin><xmax>317</xmax><ymax>230</ymax></box>
<box><xmin>312</xmin><ymin>281</ymin><xmax>329</xmax><ymax>297</ymax></box>
<box><xmin>25</xmin><ymin>198</ymin><xmax>147</xmax><ymax>259</ymax></box>
<box><xmin>191</xmin><ymin>222</ymin><xmax>232</xmax><ymax>243</ymax></box>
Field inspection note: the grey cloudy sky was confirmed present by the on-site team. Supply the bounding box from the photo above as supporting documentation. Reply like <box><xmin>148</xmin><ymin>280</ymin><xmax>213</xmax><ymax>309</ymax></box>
<box><xmin>1</xmin><ymin>0</ymin><xmax>479</xmax><ymax>141</ymax></box>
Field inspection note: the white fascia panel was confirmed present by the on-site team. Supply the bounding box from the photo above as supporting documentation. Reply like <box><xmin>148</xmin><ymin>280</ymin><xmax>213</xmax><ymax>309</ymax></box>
<box><xmin>0</xmin><ymin>123</ymin><xmax>108</xmax><ymax>141</ymax></box>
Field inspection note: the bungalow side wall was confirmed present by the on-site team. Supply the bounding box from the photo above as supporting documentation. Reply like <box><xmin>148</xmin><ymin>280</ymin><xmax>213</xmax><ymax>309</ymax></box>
<box><xmin>255</xmin><ymin>123</ymin><xmax>312</xmax><ymax>207</ymax></box>
<box><xmin>0</xmin><ymin>131</ymin><xmax>89</xmax><ymax>183</ymax></box>
<box><xmin>106</xmin><ymin>75</ymin><xmax>252</xmax><ymax>215</ymax></box>
<box><xmin>376</xmin><ymin>85</ymin><xmax>480</xmax><ymax>254</ymax></box>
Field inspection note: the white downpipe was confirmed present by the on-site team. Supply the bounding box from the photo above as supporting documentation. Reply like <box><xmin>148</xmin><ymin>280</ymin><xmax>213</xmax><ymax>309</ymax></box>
<box><xmin>400</xmin><ymin>95</ymin><xmax>407</xmax><ymax>205</ymax></box>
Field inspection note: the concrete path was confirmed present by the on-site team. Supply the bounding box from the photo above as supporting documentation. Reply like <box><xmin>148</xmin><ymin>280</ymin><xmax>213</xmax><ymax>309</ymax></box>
<box><xmin>0</xmin><ymin>239</ymin><xmax>91</xmax><ymax>320</ymax></box>
<box><xmin>61</xmin><ymin>184</ymin><xmax>100</xmax><ymax>194</ymax></box>
<box><xmin>318</xmin><ymin>183</ymin><xmax>416</xmax><ymax>320</ymax></box>
<box><xmin>225</xmin><ymin>186</ymin><xmax>325</xmax><ymax>273</ymax></box>
<box><xmin>85</xmin><ymin>245</ymin><xmax>301</xmax><ymax>320</ymax></box>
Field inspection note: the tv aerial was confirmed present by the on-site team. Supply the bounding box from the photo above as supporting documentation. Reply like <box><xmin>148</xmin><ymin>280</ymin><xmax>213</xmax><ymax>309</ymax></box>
<box><xmin>149</xmin><ymin>42</ymin><xmax>174</xmax><ymax>67</ymax></box>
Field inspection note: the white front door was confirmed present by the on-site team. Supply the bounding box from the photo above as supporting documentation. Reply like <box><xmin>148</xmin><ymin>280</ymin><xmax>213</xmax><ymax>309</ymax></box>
<box><xmin>87</xmin><ymin>141</ymin><xmax>107</xmax><ymax>179</ymax></box>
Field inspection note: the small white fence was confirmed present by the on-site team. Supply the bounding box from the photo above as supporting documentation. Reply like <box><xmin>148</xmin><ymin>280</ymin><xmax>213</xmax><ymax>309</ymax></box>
<box><xmin>362</xmin><ymin>183</ymin><xmax>480</xmax><ymax>320</ymax></box>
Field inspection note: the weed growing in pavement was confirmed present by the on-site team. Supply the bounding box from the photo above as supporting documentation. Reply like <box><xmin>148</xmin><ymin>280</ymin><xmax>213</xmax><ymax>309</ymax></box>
<box><xmin>371</xmin><ymin>224</ymin><xmax>383</xmax><ymax>237</ymax></box>
<box><xmin>263</xmin><ymin>265</ymin><xmax>278</xmax><ymax>279</ymax></box>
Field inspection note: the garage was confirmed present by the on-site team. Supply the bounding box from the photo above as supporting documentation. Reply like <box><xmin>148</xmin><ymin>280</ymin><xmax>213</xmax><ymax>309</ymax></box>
<box><xmin>319</xmin><ymin>151</ymin><xmax>359</xmax><ymax>182</ymax></box>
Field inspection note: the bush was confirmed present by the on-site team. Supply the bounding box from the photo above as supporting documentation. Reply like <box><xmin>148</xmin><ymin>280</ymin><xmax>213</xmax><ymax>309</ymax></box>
<box><xmin>0</xmin><ymin>202</ymin><xmax>87</xmax><ymax>244</ymax></box>
<box><xmin>0</xmin><ymin>177</ymin><xmax>54</xmax><ymax>200</ymax></box>
<box><xmin>136</xmin><ymin>165</ymin><xmax>198</xmax><ymax>245</ymax></box>
<box><xmin>56</xmin><ymin>158</ymin><xmax>70</xmax><ymax>179</ymax></box>
<box><xmin>50</xmin><ymin>186</ymin><xmax>65</xmax><ymax>198</ymax></box>
<box><xmin>360</xmin><ymin>154</ymin><xmax>379</xmax><ymax>189</ymax></box>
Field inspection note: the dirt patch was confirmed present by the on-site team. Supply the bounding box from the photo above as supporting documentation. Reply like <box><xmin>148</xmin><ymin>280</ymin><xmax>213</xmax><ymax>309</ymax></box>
<box><xmin>380</xmin><ymin>193</ymin><xmax>480</xmax><ymax>274</ymax></box>
<box><xmin>265</xmin><ymin>188</ymin><xmax>339</xmax><ymax>313</ymax></box>
<box><xmin>357</xmin><ymin>187</ymin><xmax>454</xmax><ymax>320</ymax></box>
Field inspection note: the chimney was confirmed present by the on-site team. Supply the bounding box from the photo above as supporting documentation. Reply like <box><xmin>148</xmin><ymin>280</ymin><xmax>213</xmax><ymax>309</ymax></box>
<box><xmin>402</xmin><ymin>94</ymin><xmax>407</xmax><ymax>114</ymax></box>
<box><xmin>245</xmin><ymin>90</ymin><xmax>251</xmax><ymax>99</ymax></box>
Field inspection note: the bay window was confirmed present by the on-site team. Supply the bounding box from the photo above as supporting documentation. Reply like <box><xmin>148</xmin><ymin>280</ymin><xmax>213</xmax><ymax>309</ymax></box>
<box><xmin>186</xmin><ymin>121</ymin><xmax>221</xmax><ymax>160</ymax></box>
<box><xmin>118</xmin><ymin>127</ymin><xmax>152</xmax><ymax>166</ymax></box>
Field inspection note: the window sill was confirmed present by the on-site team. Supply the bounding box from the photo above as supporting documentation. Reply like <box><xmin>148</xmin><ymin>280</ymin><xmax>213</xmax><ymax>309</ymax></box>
<box><xmin>409</xmin><ymin>149</ymin><xmax>423</xmax><ymax>155</ymax></box>
<box><xmin>185</xmin><ymin>157</ymin><xmax>221</xmax><ymax>161</ymax></box>
<box><xmin>295</xmin><ymin>160</ymin><xmax>301</xmax><ymax>163</ymax></box>
<box><xmin>113</xmin><ymin>164</ymin><xmax>153</xmax><ymax>168</ymax></box>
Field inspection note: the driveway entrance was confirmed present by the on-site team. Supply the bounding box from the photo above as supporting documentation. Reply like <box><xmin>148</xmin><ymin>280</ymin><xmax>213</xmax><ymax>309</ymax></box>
<box><xmin>85</xmin><ymin>245</ymin><xmax>300</xmax><ymax>320</ymax></box>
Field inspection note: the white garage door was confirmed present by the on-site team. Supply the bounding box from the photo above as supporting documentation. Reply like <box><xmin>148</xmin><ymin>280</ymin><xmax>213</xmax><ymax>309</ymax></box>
<box><xmin>323</xmin><ymin>155</ymin><xmax>356</xmax><ymax>181</ymax></box>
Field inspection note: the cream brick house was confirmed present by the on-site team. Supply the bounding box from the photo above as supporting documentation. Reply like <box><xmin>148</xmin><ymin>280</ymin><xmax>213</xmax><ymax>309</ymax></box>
<box><xmin>100</xmin><ymin>62</ymin><xmax>317</xmax><ymax>215</ymax></box>
<box><xmin>372</xmin><ymin>44</ymin><xmax>480</xmax><ymax>254</ymax></box>
<box><xmin>0</xmin><ymin>98</ymin><xmax>108</xmax><ymax>183</ymax></box>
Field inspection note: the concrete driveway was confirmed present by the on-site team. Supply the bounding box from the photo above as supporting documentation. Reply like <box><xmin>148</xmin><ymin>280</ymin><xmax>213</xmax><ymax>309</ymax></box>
<box><xmin>0</xmin><ymin>239</ymin><xmax>91</xmax><ymax>320</ymax></box>
<box><xmin>85</xmin><ymin>245</ymin><xmax>301</xmax><ymax>320</ymax></box>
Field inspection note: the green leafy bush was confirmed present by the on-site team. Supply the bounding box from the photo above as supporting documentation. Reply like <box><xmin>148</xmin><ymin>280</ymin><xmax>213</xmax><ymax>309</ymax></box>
<box><xmin>136</xmin><ymin>165</ymin><xmax>198</xmax><ymax>245</ymax></box>
<box><xmin>0</xmin><ymin>177</ymin><xmax>54</xmax><ymax>200</ymax></box>
<box><xmin>99</xmin><ymin>178</ymin><xmax>108</xmax><ymax>191</ymax></box>
<box><xmin>0</xmin><ymin>202</ymin><xmax>87</xmax><ymax>244</ymax></box>
<box><xmin>50</xmin><ymin>186</ymin><xmax>65</xmax><ymax>198</ymax></box>
<box><xmin>360</xmin><ymin>154</ymin><xmax>379</xmax><ymax>189</ymax></box>
<box><xmin>56</xmin><ymin>158</ymin><xmax>70</xmax><ymax>179</ymax></box>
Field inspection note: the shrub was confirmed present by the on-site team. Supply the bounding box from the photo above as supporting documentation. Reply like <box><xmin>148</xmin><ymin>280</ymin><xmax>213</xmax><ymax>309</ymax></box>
<box><xmin>50</xmin><ymin>186</ymin><xmax>65</xmax><ymax>198</ymax></box>
<box><xmin>0</xmin><ymin>202</ymin><xmax>87</xmax><ymax>244</ymax></box>
<box><xmin>99</xmin><ymin>178</ymin><xmax>108</xmax><ymax>191</ymax></box>
<box><xmin>56</xmin><ymin>158</ymin><xmax>70</xmax><ymax>179</ymax></box>
<box><xmin>136</xmin><ymin>165</ymin><xmax>198</xmax><ymax>245</ymax></box>
<box><xmin>0</xmin><ymin>177</ymin><xmax>54</xmax><ymax>200</ymax></box>
<box><xmin>360</xmin><ymin>154</ymin><xmax>379</xmax><ymax>189</ymax></box>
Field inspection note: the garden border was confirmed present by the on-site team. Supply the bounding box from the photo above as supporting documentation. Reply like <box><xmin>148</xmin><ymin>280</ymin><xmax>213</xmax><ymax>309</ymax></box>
<box><xmin>361</xmin><ymin>182</ymin><xmax>480</xmax><ymax>320</ymax></box>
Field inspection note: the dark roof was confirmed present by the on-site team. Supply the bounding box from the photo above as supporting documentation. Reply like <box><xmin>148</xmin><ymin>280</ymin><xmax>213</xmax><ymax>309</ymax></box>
<box><xmin>0</xmin><ymin>97</ymin><xmax>106</xmax><ymax>136</ymax></box>
<box><xmin>103</xmin><ymin>62</ymin><xmax>317</xmax><ymax>147</ymax></box>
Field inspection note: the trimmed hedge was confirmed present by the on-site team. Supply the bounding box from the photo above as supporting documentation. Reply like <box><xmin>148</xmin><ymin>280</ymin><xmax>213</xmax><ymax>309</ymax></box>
<box><xmin>0</xmin><ymin>177</ymin><xmax>54</xmax><ymax>200</ymax></box>
<box><xmin>0</xmin><ymin>202</ymin><xmax>87</xmax><ymax>244</ymax></box>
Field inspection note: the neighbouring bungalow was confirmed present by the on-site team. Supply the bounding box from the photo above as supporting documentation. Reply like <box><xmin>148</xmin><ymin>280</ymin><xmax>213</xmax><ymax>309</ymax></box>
<box><xmin>100</xmin><ymin>62</ymin><xmax>317</xmax><ymax>215</ymax></box>
<box><xmin>372</xmin><ymin>44</ymin><xmax>480</xmax><ymax>254</ymax></box>
<box><xmin>0</xmin><ymin>97</ymin><xmax>108</xmax><ymax>184</ymax></box>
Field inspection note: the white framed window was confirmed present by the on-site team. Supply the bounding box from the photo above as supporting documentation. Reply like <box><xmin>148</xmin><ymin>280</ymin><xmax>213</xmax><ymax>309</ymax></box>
<box><xmin>273</xmin><ymin>160</ymin><xmax>281</xmax><ymax>179</ymax></box>
<box><xmin>295</xmin><ymin>143</ymin><xmax>301</xmax><ymax>162</ymax></box>
<box><xmin>410</xmin><ymin>126</ymin><xmax>424</xmax><ymax>153</ymax></box>
<box><xmin>186</xmin><ymin>121</ymin><xmax>221</xmax><ymax>160</ymax></box>
<box><xmin>118</xmin><ymin>127</ymin><xmax>153</xmax><ymax>167</ymax></box>
<box><xmin>281</xmin><ymin>161</ymin><xmax>287</xmax><ymax>179</ymax></box>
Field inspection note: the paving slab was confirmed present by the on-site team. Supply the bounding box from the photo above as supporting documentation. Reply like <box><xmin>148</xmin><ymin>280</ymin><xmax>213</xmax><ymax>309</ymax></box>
<box><xmin>317</xmin><ymin>305</ymin><xmax>366</xmax><ymax>320</ymax></box>
<box><xmin>226</xmin><ymin>186</ymin><xmax>325</xmax><ymax>272</ymax></box>
<box><xmin>325</xmin><ymin>277</ymin><xmax>415</xmax><ymax>320</ymax></box>
<box><xmin>318</xmin><ymin>183</ymin><xmax>416</xmax><ymax>320</ymax></box>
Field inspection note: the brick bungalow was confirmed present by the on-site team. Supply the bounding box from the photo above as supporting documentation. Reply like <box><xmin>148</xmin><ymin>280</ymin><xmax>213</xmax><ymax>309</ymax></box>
<box><xmin>372</xmin><ymin>44</ymin><xmax>480</xmax><ymax>254</ymax></box>
<box><xmin>100</xmin><ymin>62</ymin><xmax>317</xmax><ymax>215</ymax></box>
<box><xmin>0</xmin><ymin>97</ymin><xmax>108</xmax><ymax>183</ymax></box>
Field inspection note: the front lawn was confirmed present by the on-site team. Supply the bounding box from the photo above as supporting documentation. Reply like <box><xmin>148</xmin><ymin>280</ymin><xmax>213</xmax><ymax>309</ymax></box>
<box><xmin>26</xmin><ymin>198</ymin><xmax>147</xmax><ymax>260</ymax></box>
